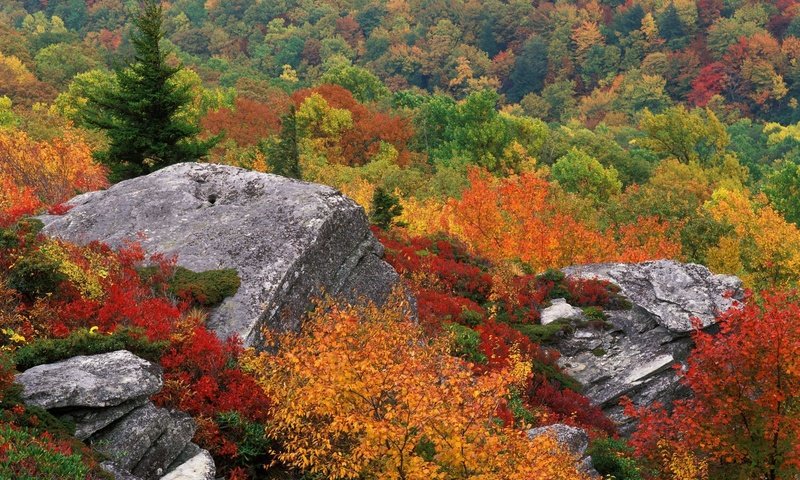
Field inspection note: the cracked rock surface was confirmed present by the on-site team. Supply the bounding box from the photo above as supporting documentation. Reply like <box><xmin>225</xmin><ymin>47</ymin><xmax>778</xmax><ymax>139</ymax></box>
<box><xmin>38</xmin><ymin>163</ymin><xmax>401</xmax><ymax>347</ymax></box>
<box><xmin>555</xmin><ymin>260</ymin><xmax>743</xmax><ymax>434</ymax></box>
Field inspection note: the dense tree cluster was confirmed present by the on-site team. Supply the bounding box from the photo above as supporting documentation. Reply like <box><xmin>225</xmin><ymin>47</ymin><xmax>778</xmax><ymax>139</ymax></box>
<box><xmin>4</xmin><ymin>0</ymin><xmax>800</xmax><ymax>479</ymax></box>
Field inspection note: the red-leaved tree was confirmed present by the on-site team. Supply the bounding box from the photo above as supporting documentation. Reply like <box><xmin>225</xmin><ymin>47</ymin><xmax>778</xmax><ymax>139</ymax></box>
<box><xmin>625</xmin><ymin>291</ymin><xmax>800</xmax><ymax>479</ymax></box>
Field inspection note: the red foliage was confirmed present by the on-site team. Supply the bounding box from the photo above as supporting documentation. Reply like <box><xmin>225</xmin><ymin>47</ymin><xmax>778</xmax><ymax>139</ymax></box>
<box><xmin>528</xmin><ymin>380</ymin><xmax>616</xmax><ymax>436</ymax></box>
<box><xmin>688</xmin><ymin>62</ymin><xmax>729</xmax><ymax>107</ymax></box>
<box><xmin>565</xmin><ymin>278</ymin><xmax>619</xmax><ymax>308</ymax></box>
<box><xmin>626</xmin><ymin>291</ymin><xmax>800</xmax><ymax>476</ymax></box>
<box><xmin>0</xmin><ymin>178</ymin><xmax>42</xmax><ymax>228</ymax></box>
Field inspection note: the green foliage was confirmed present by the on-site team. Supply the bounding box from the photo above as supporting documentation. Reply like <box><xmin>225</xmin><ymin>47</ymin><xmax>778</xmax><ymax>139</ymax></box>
<box><xmin>0</xmin><ymin>423</ymin><xmax>94</xmax><ymax>480</ymax></box>
<box><xmin>587</xmin><ymin>438</ymin><xmax>644</xmax><ymax>480</ymax></box>
<box><xmin>369</xmin><ymin>187</ymin><xmax>404</xmax><ymax>230</ymax></box>
<box><xmin>447</xmin><ymin>323</ymin><xmax>487</xmax><ymax>364</ymax></box>
<box><xmin>551</xmin><ymin>148</ymin><xmax>622</xmax><ymax>201</ymax></box>
<box><xmin>265</xmin><ymin>105</ymin><xmax>301</xmax><ymax>179</ymax></box>
<box><xmin>764</xmin><ymin>160</ymin><xmax>800</xmax><ymax>226</ymax></box>
<box><xmin>8</xmin><ymin>251</ymin><xmax>66</xmax><ymax>299</ymax></box>
<box><xmin>215</xmin><ymin>412</ymin><xmax>272</xmax><ymax>465</ymax></box>
<box><xmin>82</xmin><ymin>0</ymin><xmax>216</xmax><ymax>181</ymax></box>
<box><xmin>0</xmin><ymin>218</ymin><xmax>43</xmax><ymax>250</ymax></box>
<box><xmin>536</xmin><ymin>269</ymin><xmax>565</xmax><ymax>284</ymax></box>
<box><xmin>507</xmin><ymin>388</ymin><xmax>537</xmax><ymax>426</ymax></box>
<box><xmin>320</xmin><ymin>63</ymin><xmax>389</xmax><ymax>103</ymax></box>
<box><xmin>514</xmin><ymin>320</ymin><xmax>573</xmax><ymax>345</ymax></box>
<box><xmin>168</xmin><ymin>267</ymin><xmax>241</xmax><ymax>307</ymax></box>
<box><xmin>14</xmin><ymin>327</ymin><xmax>168</xmax><ymax>371</ymax></box>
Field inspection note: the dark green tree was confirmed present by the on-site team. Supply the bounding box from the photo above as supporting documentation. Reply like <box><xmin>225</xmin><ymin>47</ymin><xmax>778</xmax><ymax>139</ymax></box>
<box><xmin>83</xmin><ymin>0</ymin><xmax>216</xmax><ymax>181</ymax></box>
<box><xmin>370</xmin><ymin>187</ymin><xmax>403</xmax><ymax>230</ymax></box>
<box><xmin>658</xmin><ymin>3</ymin><xmax>687</xmax><ymax>49</ymax></box>
<box><xmin>266</xmin><ymin>106</ymin><xmax>301</xmax><ymax>179</ymax></box>
<box><xmin>507</xmin><ymin>36</ymin><xmax>549</xmax><ymax>102</ymax></box>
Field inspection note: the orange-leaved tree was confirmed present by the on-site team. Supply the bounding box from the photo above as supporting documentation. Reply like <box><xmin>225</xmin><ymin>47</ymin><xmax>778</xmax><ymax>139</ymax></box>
<box><xmin>447</xmin><ymin>168</ymin><xmax>681</xmax><ymax>271</ymax></box>
<box><xmin>0</xmin><ymin>129</ymin><xmax>107</xmax><ymax>206</ymax></box>
<box><xmin>246</xmin><ymin>295</ymin><xmax>588</xmax><ymax>480</ymax></box>
<box><xmin>625</xmin><ymin>291</ymin><xmax>800</xmax><ymax>479</ymax></box>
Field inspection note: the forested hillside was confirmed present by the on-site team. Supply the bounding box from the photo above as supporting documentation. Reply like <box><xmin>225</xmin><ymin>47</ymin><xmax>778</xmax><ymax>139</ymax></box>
<box><xmin>2</xmin><ymin>0</ymin><xmax>800</xmax><ymax>479</ymax></box>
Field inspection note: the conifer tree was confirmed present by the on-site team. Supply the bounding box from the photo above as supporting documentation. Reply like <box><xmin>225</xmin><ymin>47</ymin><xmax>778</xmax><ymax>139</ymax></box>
<box><xmin>83</xmin><ymin>0</ymin><xmax>215</xmax><ymax>181</ymax></box>
<box><xmin>370</xmin><ymin>187</ymin><xmax>403</xmax><ymax>230</ymax></box>
<box><xmin>267</xmin><ymin>106</ymin><xmax>302</xmax><ymax>179</ymax></box>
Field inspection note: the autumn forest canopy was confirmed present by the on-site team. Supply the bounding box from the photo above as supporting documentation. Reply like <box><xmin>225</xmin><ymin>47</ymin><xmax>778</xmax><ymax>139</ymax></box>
<box><xmin>3</xmin><ymin>0</ymin><xmax>800</xmax><ymax>479</ymax></box>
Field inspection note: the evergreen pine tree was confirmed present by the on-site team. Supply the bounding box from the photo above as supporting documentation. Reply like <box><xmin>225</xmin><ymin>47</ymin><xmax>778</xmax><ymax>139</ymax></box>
<box><xmin>267</xmin><ymin>106</ymin><xmax>302</xmax><ymax>179</ymax></box>
<box><xmin>658</xmin><ymin>3</ymin><xmax>686</xmax><ymax>48</ymax></box>
<box><xmin>83</xmin><ymin>0</ymin><xmax>216</xmax><ymax>181</ymax></box>
<box><xmin>370</xmin><ymin>187</ymin><xmax>404</xmax><ymax>230</ymax></box>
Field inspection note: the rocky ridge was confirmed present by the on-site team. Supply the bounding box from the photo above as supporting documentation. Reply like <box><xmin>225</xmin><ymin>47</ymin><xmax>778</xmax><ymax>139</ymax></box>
<box><xmin>15</xmin><ymin>350</ymin><xmax>214</xmax><ymax>480</ymax></box>
<box><xmin>37</xmin><ymin>163</ymin><xmax>400</xmax><ymax>347</ymax></box>
<box><xmin>553</xmin><ymin>260</ymin><xmax>743</xmax><ymax>433</ymax></box>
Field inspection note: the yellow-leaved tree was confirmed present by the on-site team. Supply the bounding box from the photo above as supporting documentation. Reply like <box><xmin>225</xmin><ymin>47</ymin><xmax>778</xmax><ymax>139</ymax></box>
<box><xmin>245</xmin><ymin>295</ymin><xmax>587</xmax><ymax>480</ymax></box>
<box><xmin>705</xmin><ymin>188</ymin><xmax>800</xmax><ymax>288</ymax></box>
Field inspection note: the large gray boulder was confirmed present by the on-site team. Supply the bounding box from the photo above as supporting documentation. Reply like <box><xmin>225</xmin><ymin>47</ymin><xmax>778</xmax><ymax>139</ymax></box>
<box><xmin>38</xmin><ymin>163</ymin><xmax>401</xmax><ymax>346</ymax></box>
<box><xmin>554</xmin><ymin>260</ymin><xmax>743</xmax><ymax>434</ymax></box>
<box><xmin>15</xmin><ymin>350</ymin><xmax>162</xmax><ymax>410</ymax></box>
<box><xmin>563</xmin><ymin>260</ymin><xmax>741</xmax><ymax>332</ymax></box>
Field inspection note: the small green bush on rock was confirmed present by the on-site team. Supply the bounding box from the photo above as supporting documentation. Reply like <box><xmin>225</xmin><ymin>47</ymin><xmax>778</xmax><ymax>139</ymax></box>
<box><xmin>14</xmin><ymin>327</ymin><xmax>167</xmax><ymax>371</ymax></box>
<box><xmin>587</xmin><ymin>438</ymin><xmax>643</xmax><ymax>480</ymax></box>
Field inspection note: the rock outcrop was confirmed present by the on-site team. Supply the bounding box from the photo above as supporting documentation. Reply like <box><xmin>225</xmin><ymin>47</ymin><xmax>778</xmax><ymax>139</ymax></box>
<box><xmin>554</xmin><ymin>260</ymin><xmax>743</xmax><ymax>434</ymax></box>
<box><xmin>15</xmin><ymin>351</ymin><xmax>215</xmax><ymax>480</ymax></box>
<box><xmin>38</xmin><ymin>163</ymin><xmax>401</xmax><ymax>347</ymax></box>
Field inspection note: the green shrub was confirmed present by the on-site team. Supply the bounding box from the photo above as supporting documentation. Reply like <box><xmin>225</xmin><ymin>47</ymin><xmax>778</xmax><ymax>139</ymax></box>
<box><xmin>447</xmin><ymin>323</ymin><xmax>487</xmax><ymax>364</ymax></box>
<box><xmin>0</xmin><ymin>218</ymin><xmax>43</xmax><ymax>250</ymax></box>
<box><xmin>168</xmin><ymin>267</ymin><xmax>240</xmax><ymax>307</ymax></box>
<box><xmin>459</xmin><ymin>308</ymin><xmax>483</xmax><ymax>327</ymax></box>
<box><xmin>8</xmin><ymin>251</ymin><xmax>66</xmax><ymax>299</ymax></box>
<box><xmin>514</xmin><ymin>320</ymin><xmax>573</xmax><ymax>344</ymax></box>
<box><xmin>14</xmin><ymin>327</ymin><xmax>168</xmax><ymax>371</ymax></box>
<box><xmin>533</xmin><ymin>361</ymin><xmax>583</xmax><ymax>392</ymax></box>
<box><xmin>587</xmin><ymin>438</ymin><xmax>644</xmax><ymax>480</ymax></box>
<box><xmin>508</xmin><ymin>388</ymin><xmax>537</xmax><ymax>426</ymax></box>
<box><xmin>216</xmin><ymin>412</ymin><xmax>272</xmax><ymax>464</ymax></box>
<box><xmin>0</xmin><ymin>423</ymin><xmax>95</xmax><ymax>480</ymax></box>
<box><xmin>536</xmin><ymin>268</ymin><xmax>565</xmax><ymax>283</ymax></box>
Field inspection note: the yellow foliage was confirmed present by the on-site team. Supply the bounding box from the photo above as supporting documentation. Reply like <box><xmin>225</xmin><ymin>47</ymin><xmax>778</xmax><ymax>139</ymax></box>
<box><xmin>705</xmin><ymin>188</ymin><xmax>800</xmax><ymax>287</ymax></box>
<box><xmin>38</xmin><ymin>241</ymin><xmax>115</xmax><ymax>299</ymax></box>
<box><xmin>658</xmin><ymin>441</ymin><xmax>709</xmax><ymax>480</ymax></box>
<box><xmin>247</xmin><ymin>295</ymin><xmax>587</xmax><ymax>480</ymax></box>
<box><xmin>398</xmin><ymin>196</ymin><xmax>448</xmax><ymax>236</ymax></box>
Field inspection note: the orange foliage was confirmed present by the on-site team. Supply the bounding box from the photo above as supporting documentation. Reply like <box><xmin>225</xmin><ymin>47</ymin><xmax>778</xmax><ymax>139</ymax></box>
<box><xmin>248</xmin><ymin>296</ymin><xmax>587</xmax><ymax>480</ymax></box>
<box><xmin>447</xmin><ymin>169</ymin><xmax>681</xmax><ymax>270</ymax></box>
<box><xmin>0</xmin><ymin>129</ymin><xmax>107</xmax><ymax>206</ymax></box>
<box><xmin>0</xmin><ymin>176</ymin><xmax>42</xmax><ymax>228</ymax></box>
<box><xmin>201</xmin><ymin>96</ymin><xmax>290</xmax><ymax>147</ymax></box>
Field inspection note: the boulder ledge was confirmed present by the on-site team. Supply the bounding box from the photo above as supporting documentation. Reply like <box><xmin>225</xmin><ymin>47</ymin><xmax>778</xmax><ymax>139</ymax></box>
<box><xmin>38</xmin><ymin>163</ymin><xmax>400</xmax><ymax>347</ymax></box>
<box><xmin>555</xmin><ymin>260</ymin><xmax>743</xmax><ymax>434</ymax></box>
